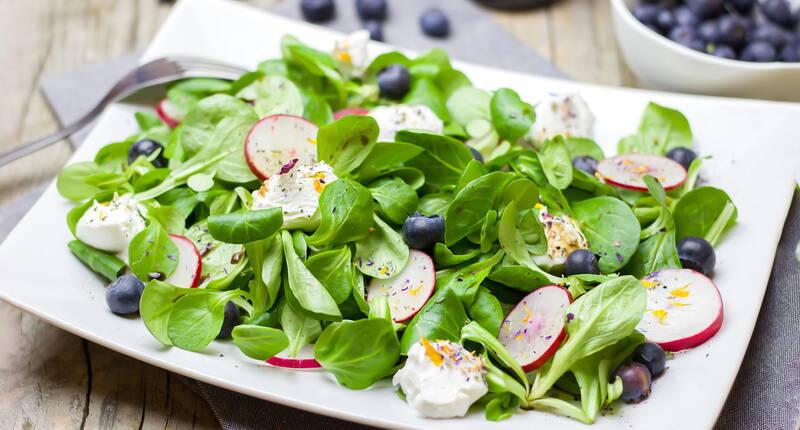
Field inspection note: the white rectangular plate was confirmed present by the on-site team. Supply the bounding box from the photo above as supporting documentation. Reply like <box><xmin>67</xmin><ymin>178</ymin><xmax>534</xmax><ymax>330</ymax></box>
<box><xmin>1</xmin><ymin>0</ymin><xmax>798</xmax><ymax>428</ymax></box>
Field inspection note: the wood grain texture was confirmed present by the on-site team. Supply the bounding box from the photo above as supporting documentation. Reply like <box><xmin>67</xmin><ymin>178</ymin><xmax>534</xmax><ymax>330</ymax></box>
<box><xmin>0</xmin><ymin>0</ymin><xmax>636</xmax><ymax>428</ymax></box>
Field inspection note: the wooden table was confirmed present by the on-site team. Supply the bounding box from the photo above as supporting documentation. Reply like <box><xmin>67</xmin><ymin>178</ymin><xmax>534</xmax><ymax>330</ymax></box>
<box><xmin>0</xmin><ymin>1</ymin><xmax>640</xmax><ymax>428</ymax></box>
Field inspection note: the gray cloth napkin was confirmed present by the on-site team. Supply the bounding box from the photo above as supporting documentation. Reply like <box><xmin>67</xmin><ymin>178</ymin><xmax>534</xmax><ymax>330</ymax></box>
<box><xmin>1</xmin><ymin>1</ymin><xmax>796</xmax><ymax>429</ymax></box>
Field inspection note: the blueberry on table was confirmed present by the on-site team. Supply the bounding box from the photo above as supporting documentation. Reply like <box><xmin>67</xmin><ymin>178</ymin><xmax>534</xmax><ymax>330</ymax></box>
<box><xmin>572</xmin><ymin>156</ymin><xmax>598</xmax><ymax>174</ymax></box>
<box><xmin>632</xmin><ymin>4</ymin><xmax>661</xmax><ymax>26</ymax></box>
<box><xmin>673</xmin><ymin>6</ymin><xmax>700</xmax><ymax>27</ymax></box>
<box><xmin>665</xmin><ymin>147</ymin><xmax>697</xmax><ymax>169</ymax></box>
<box><xmin>377</xmin><ymin>64</ymin><xmax>410</xmax><ymax>99</ymax></box>
<box><xmin>356</xmin><ymin>0</ymin><xmax>387</xmax><ymax>20</ymax></box>
<box><xmin>363</xmin><ymin>19</ymin><xmax>384</xmax><ymax>42</ymax></box>
<box><xmin>128</xmin><ymin>139</ymin><xmax>167</xmax><ymax>168</ymax></box>
<box><xmin>300</xmin><ymin>0</ymin><xmax>335</xmax><ymax>23</ymax></box>
<box><xmin>685</xmin><ymin>0</ymin><xmax>724</xmax><ymax>19</ymax></box>
<box><xmin>402</xmin><ymin>213</ymin><xmax>445</xmax><ymax>251</ymax></box>
<box><xmin>716</xmin><ymin>15</ymin><xmax>747</xmax><ymax>49</ymax></box>
<box><xmin>420</xmin><ymin>8</ymin><xmax>451</xmax><ymax>38</ymax></box>
<box><xmin>656</xmin><ymin>9</ymin><xmax>677</xmax><ymax>32</ymax></box>
<box><xmin>468</xmin><ymin>146</ymin><xmax>484</xmax><ymax>163</ymax></box>
<box><xmin>563</xmin><ymin>249</ymin><xmax>600</xmax><ymax>276</ymax></box>
<box><xmin>614</xmin><ymin>362</ymin><xmax>652</xmax><ymax>403</ymax></box>
<box><xmin>709</xmin><ymin>44</ymin><xmax>737</xmax><ymax>59</ymax></box>
<box><xmin>740</xmin><ymin>41</ymin><xmax>777</xmax><ymax>62</ymax></box>
<box><xmin>697</xmin><ymin>20</ymin><xmax>721</xmax><ymax>43</ymax></box>
<box><xmin>728</xmin><ymin>0</ymin><xmax>756</xmax><ymax>14</ymax></box>
<box><xmin>676</xmin><ymin>236</ymin><xmax>716</xmax><ymax>275</ymax></box>
<box><xmin>105</xmin><ymin>275</ymin><xmax>145</xmax><ymax>315</ymax></box>
<box><xmin>217</xmin><ymin>301</ymin><xmax>241</xmax><ymax>339</ymax></box>
<box><xmin>632</xmin><ymin>342</ymin><xmax>667</xmax><ymax>378</ymax></box>
<box><xmin>761</xmin><ymin>0</ymin><xmax>796</xmax><ymax>28</ymax></box>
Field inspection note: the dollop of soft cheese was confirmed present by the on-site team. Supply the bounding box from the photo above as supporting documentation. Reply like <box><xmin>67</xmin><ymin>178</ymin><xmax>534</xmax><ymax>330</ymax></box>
<box><xmin>75</xmin><ymin>194</ymin><xmax>146</xmax><ymax>258</ymax></box>
<box><xmin>332</xmin><ymin>30</ymin><xmax>370</xmax><ymax>78</ymax></box>
<box><xmin>530</xmin><ymin>92</ymin><xmax>595</xmax><ymax>144</ymax></box>
<box><xmin>369</xmin><ymin>104</ymin><xmax>444</xmax><ymax>142</ymax></box>
<box><xmin>251</xmin><ymin>160</ymin><xmax>338</xmax><ymax>231</ymax></box>
<box><xmin>393</xmin><ymin>339</ymin><xmax>488</xmax><ymax>419</ymax></box>
<box><xmin>532</xmin><ymin>205</ymin><xmax>589</xmax><ymax>271</ymax></box>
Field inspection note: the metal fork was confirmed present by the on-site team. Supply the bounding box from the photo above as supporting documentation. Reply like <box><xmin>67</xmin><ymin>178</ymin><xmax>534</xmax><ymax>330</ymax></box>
<box><xmin>0</xmin><ymin>57</ymin><xmax>249</xmax><ymax>167</ymax></box>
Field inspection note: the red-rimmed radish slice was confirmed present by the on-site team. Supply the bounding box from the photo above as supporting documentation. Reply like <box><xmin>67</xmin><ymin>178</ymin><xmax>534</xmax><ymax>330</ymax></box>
<box><xmin>155</xmin><ymin>99</ymin><xmax>184</xmax><ymax>128</ymax></box>
<box><xmin>597</xmin><ymin>153</ymin><xmax>687</xmax><ymax>191</ymax></box>
<box><xmin>265</xmin><ymin>356</ymin><xmax>322</xmax><ymax>369</ymax></box>
<box><xmin>366</xmin><ymin>250</ymin><xmax>435</xmax><ymax>323</ymax></box>
<box><xmin>636</xmin><ymin>268</ymin><xmax>723</xmax><ymax>352</ymax></box>
<box><xmin>498</xmin><ymin>285</ymin><xmax>572</xmax><ymax>371</ymax></box>
<box><xmin>333</xmin><ymin>107</ymin><xmax>369</xmax><ymax>120</ymax></box>
<box><xmin>165</xmin><ymin>234</ymin><xmax>202</xmax><ymax>288</ymax></box>
<box><xmin>244</xmin><ymin>114</ymin><xmax>318</xmax><ymax>181</ymax></box>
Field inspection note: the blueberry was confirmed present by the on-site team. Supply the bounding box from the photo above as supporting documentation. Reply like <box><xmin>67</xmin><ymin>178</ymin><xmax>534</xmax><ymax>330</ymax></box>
<box><xmin>572</xmin><ymin>156</ymin><xmax>599</xmax><ymax>174</ymax></box>
<box><xmin>402</xmin><ymin>212</ymin><xmax>445</xmax><ymax>251</ymax></box>
<box><xmin>717</xmin><ymin>15</ymin><xmax>748</xmax><ymax>48</ymax></box>
<box><xmin>727</xmin><ymin>0</ymin><xmax>756</xmax><ymax>14</ymax></box>
<box><xmin>363</xmin><ymin>19</ymin><xmax>384</xmax><ymax>42</ymax></box>
<box><xmin>300</xmin><ymin>0</ymin><xmax>334</xmax><ymax>22</ymax></box>
<box><xmin>751</xmin><ymin>23</ymin><xmax>789</xmax><ymax>48</ymax></box>
<box><xmin>677</xmin><ymin>236</ymin><xmax>716</xmax><ymax>275</ymax></box>
<box><xmin>128</xmin><ymin>139</ymin><xmax>167</xmax><ymax>168</ymax></box>
<box><xmin>665</xmin><ymin>147</ymin><xmax>698</xmax><ymax>169</ymax></box>
<box><xmin>698</xmin><ymin>20</ymin><xmax>721</xmax><ymax>43</ymax></box>
<box><xmin>563</xmin><ymin>249</ymin><xmax>600</xmax><ymax>276</ymax></box>
<box><xmin>685</xmin><ymin>0</ymin><xmax>724</xmax><ymax>19</ymax></box>
<box><xmin>740</xmin><ymin>41</ymin><xmax>778</xmax><ymax>61</ymax></box>
<box><xmin>710</xmin><ymin>44</ymin><xmax>737</xmax><ymax>59</ymax></box>
<box><xmin>420</xmin><ymin>8</ymin><xmax>450</xmax><ymax>38</ymax></box>
<box><xmin>779</xmin><ymin>42</ymin><xmax>800</xmax><ymax>61</ymax></box>
<box><xmin>356</xmin><ymin>0</ymin><xmax>387</xmax><ymax>20</ymax></box>
<box><xmin>632</xmin><ymin>342</ymin><xmax>667</xmax><ymax>378</ymax></box>
<box><xmin>217</xmin><ymin>301</ymin><xmax>241</xmax><ymax>339</ymax></box>
<box><xmin>669</xmin><ymin>25</ymin><xmax>705</xmax><ymax>51</ymax></box>
<box><xmin>632</xmin><ymin>4</ymin><xmax>661</xmax><ymax>26</ymax></box>
<box><xmin>105</xmin><ymin>275</ymin><xmax>145</xmax><ymax>315</ymax></box>
<box><xmin>468</xmin><ymin>146</ymin><xmax>484</xmax><ymax>163</ymax></box>
<box><xmin>674</xmin><ymin>6</ymin><xmax>700</xmax><ymax>27</ymax></box>
<box><xmin>761</xmin><ymin>0</ymin><xmax>796</xmax><ymax>28</ymax></box>
<box><xmin>656</xmin><ymin>9</ymin><xmax>677</xmax><ymax>32</ymax></box>
<box><xmin>377</xmin><ymin>64</ymin><xmax>410</xmax><ymax>99</ymax></box>
<box><xmin>614</xmin><ymin>362</ymin><xmax>652</xmax><ymax>403</ymax></box>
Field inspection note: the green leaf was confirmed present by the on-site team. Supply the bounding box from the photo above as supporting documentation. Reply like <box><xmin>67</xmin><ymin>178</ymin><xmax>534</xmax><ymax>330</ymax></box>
<box><xmin>280</xmin><ymin>299</ymin><xmax>322</xmax><ymax>357</ymax></box>
<box><xmin>432</xmin><ymin>243</ymin><xmax>480</xmax><ymax>268</ymax></box>
<box><xmin>417</xmin><ymin>193</ymin><xmax>451</xmax><ymax>216</ymax></box>
<box><xmin>314</xmin><ymin>318</ymin><xmax>400</xmax><ymax>390</ymax></box>
<box><xmin>307</xmin><ymin>179</ymin><xmax>374</xmax><ymax>246</ymax></box>
<box><xmin>435</xmin><ymin>249</ymin><xmax>505</xmax><ymax>305</ymax></box>
<box><xmin>167</xmin><ymin>291</ymin><xmax>229</xmax><ymax>351</ymax></box>
<box><xmin>455</xmin><ymin>159</ymin><xmax>488</xmax><ymax>194</ymax></box>
<box><xmin>565</xmin><ymin>137</ymin><xmax>605</xmax><ymax>160</ymax></box>
<box><xmin>354</xmin><ymin>214</ymin><xmax>410</xmax><ymax>279</ymax></box>
<box><xmin>400</xmin><ymin>130</ymin><xmax>473</xmax><ymax>189</ymax></box>
<box><xmin>673</xmin><ymin>186</ymin><xmax>738</xmax><ymax>243</ymax></box>
<box><xmin>305</xmin><ymin>246</ymin><xmax>354</xmax><ymax>304</ymax></box>
<box><xmin>468</xmin><ymin>286</ymin><xmax>504</xmax><ymax>337</ymax></box>
<box><xmin>57</xmin><ymin>162</ymin><xmax>104</xmax><ymax>201</ymax></box>
<box><xmin>540</xmin><ymin>136</ymin><xmax>574</xmax><ymax>190</ymax></box>
<box><xmin>281</xmin><ymin>231</ymin><xmax>342</xmax><ymax>321</ymax></box>
<box><xmin>490</xmin><ymin>88</ymin><xmax>535</xmax><ymax>141</ymax></box>
<box><xmin>252</xmin><ymin>75</ymin><xmax>304</xmax><ymax>118</ymax></box>
<box><xmin>571</xmin><ymin>197</ymin><xmax>641</xmax><ymax>273</ymax></box>
<box><xmin>446</xmin><ymin>86</ymin><xmax>491</xmax><ymax>127</ymax></box>
<box><xmin>128</xmin><ymin>221</ymin><xmax>179</xmax><ymax>281</ymax></box>
<box><xmin>180</xmin><ymin>94</ymin><xmax>256</xmax><ymax>158</ymax></box>
<box><xmin>445</xmin><ymin>172</ymin><xmax>514</xmax><ymax>245</ymax></box>
<box><xmin>317</xmin><ymin>115</ymin><xmax>379</xmax><ymax>175</ymax></box>
<box><xmin>400</xmin><ymin>288</ymin><xmax>469</xmax><ymax>354</ymax></box>
<box><xmin>207</xmin><ymin>208</ymin><xmax>283</xmax><ymax>244</ymax></box>
<box><xmin>244</xmin><ymin>234</ymin><xmax>283</xmax><ymax>314</ymax></box>
<box><xmin>488</xmin><ymin>262</ymin><xmax>563</xmax><ymax>292</ymax></box>
<box><xmin>461</xmin><ymin>321</ymin><xmax>529</xmax><ymax>390</ymax></box>
<box><xmin>211</xmin><ymin>116</ymin><xmax>259</xmax><ymax>184</ymax></box>
<box><xmin>368</xmin><ymin>177</ymin><xmax>419</xmax><ymax>224</ymax></box>
<box><xmin>501</xmin><ymin>178</ymin><xmax>539</xmax><ymax>210</ymax></box>
<box><xmin>622</xmin><ymin>229</ymin><xmax>681</xmax><ymax>281</ymax></box>
<box><xmin>67</xmin><ymin>240</ymin><xmax>126</xmax><ymax>281</ymax></box>
<box><xmin>232</xmin><ymin>325</ymin><xmax>289</xmax><ymax>360</ymax></box>
<box><xmin>148</xmin><ymin>205</ymin><xmax>185</xmax><ymax>235</ymax></box>
<box><xmin>498</xmin><ymin>201</ymin><xmax>548</xmax><ymax>267</ymax></box>
<box><xmin>617</xmin><ymin>102</ymin><xmax>692</xmax><ymax>155</ymax></box>
<box><xmin>140</xmin><ymin>280</ymin><xmax>204</xmax><ymax>345</ymax></box>
<box><xmin>402</xmin><ymin>78</ymin><xmax>449</xmax><ymax>121</ymax></box>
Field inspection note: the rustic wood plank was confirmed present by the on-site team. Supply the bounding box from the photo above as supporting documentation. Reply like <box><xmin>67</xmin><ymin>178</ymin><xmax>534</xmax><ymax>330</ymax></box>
<box><xmin>486</xmin><ymin>7</ymin><xmax>553</xmax><ymax>62</ymax></box>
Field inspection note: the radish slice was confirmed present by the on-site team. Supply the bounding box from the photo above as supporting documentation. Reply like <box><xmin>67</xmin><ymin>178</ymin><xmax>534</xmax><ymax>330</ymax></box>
<box><xmin>265</xmin><ymin>356</ymin><xmax>322</xmax><ymax>369</ymax></box>
<box><xmin>498</xmin><ymin>285</ymin><xmax>572</xmax><ymax>371</ymax></box>
<box><xmin>597</xmin><ymin>153</ymin><xmax>687</xmax><ymax>191</ymax></box>
<box><xmin>155</xmin><ymin>99</ymin><xmax>184</xmax><ymax>128</ymax></box>
<box><xmin>333</xmin><ymin>107</ymin><xmax>369</xmax><ymax>120</ymax></box>
<box><xmin>366</xmin><ymin>250</ymin><xmax>435</xmax><ymax>323</ymax></box>
<box><xmin>165</xmin><ymin>234</ymin><xmax>202</xmax><ymax>288</ymax></box>
<box><xmin>244</xmin><ymin>114</ymin><xmax>318</xmax><ymax>181</ymax></box>
<box><xmin>636</xmin><ymin>268</ymin><xmax>723</xmax><ymax>352</ymax></box>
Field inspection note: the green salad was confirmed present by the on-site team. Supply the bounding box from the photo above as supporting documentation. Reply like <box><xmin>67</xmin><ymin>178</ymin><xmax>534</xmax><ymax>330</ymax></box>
<box><xmin>57</xmin><ymin>31</ymin><xmax>738</xmax><ymax>423</ymax></box>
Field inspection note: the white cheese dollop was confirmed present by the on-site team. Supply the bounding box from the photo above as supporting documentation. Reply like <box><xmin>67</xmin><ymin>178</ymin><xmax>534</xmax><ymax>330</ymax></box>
<box><xmin>75</xmin><ymin>194</ymin><xmax>146</xmax><ymax>259</ymax></box>
<box><xmin>532</xmin><ymin>205</ymin><xmax>589</xmax><ymax>272</ymax></box>
<box><xmin>530</xmin><ymin>92</ymin><xmax>595</xmax><ymax>144</ymax></box>
<box><xmin>251</xmin><ymin>159</ymin><xmax>338</xmax><ymax>231</ymax></box>
<box><xmin>332</xmin><ymin>30</ymin><xmax>370</xmax><ymax>78</ymax></box>
<box><xmin>393</xmin><ymin>339</ymin><xmax>488</xmax><ymax>419</ymax></box>
<box><xmin>369</xmin><ymin>104</ymin><xmax>444</xmax><ymax>142</ymax></box>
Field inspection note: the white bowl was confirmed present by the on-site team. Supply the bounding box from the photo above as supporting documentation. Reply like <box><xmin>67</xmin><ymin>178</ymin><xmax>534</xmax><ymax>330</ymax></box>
<box><xmin>611</xmin><ymin>0</ymin><xmax>800</xmax><ymax>101</ymax></box>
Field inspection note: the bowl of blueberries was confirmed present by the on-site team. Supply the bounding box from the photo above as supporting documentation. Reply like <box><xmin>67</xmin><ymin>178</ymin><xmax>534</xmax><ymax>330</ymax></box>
<box><xmin>611</xmin><ymin>0</ymin><xmax>800</xmax><ymax>101</ymax></box>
